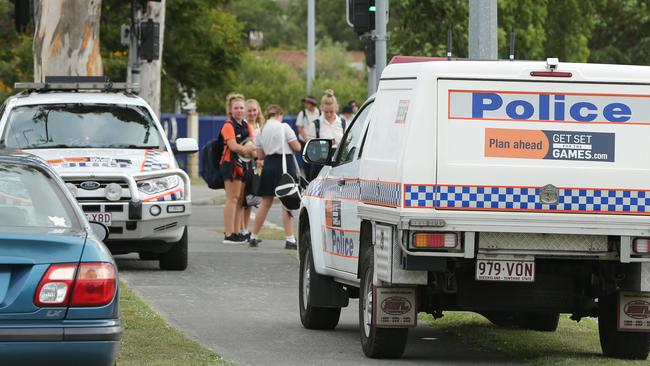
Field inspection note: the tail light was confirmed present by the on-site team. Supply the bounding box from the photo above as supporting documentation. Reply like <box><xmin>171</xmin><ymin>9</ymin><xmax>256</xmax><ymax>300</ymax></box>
<box><xmin>633</xmin><ymin>238</ymin><xmax>650</xmax><ymax>254</ymax></box>
<box><xmin>412</xmin><ymin>232</ymin><xmax>458</xmax><ymax>249</ymax></box>
<box><xmin>35</xmin><ymin>262</ymin><xmax>117</xmax><ymax>308</ymax></box>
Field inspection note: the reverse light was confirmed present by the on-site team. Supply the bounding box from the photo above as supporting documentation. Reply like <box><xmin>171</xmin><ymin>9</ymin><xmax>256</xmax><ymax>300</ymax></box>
<box><xmin>412</xmin><ymin>232</ymin><xmax>458</xmax><ymax>249</ymax></box>
<box><xmin>633</xmin><ymin>238</ymin><xmax>650</xmax><ymax>254</ymax></box>
<box><xmin>137</xmin><ymin>176</ymin><xmax>180</xmax><ymax>195</ymax></box>
<box><xmin>35</xmin><ymin>263</ymin><xmax>117</xmax><ymax>308</ymax></box>
<box><xmin>34</xmin><ymin>264</ymin><xmax>77</xmax><ymax>307</ymax></box>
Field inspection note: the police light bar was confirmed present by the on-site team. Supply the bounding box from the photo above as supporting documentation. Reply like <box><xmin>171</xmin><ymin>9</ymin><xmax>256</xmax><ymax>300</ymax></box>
<box><xmin>14</xmin><ymin>77</ymin><xmax>138</xmax><ymax>92</ymax></box>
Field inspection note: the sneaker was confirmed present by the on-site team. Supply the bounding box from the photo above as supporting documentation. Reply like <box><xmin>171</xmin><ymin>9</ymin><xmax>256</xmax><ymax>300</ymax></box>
<box><xmin>249</xmin><ymin>238</ymin><xmax>261</xmax><ymax>247</ymax></box>
<box><xmin>223</xmin><ymin>233</ymin><xmax>246</xmax><ymax>244</ymax></box>
<box><xmin>241</xmin><ymin>232</ymin><xmax>251</xmax><ymax>241</ymax></box>
<box><xmin>284</xmin><ymin>241</ymin><xmax>297</xmax><ymax>250</ymax></box>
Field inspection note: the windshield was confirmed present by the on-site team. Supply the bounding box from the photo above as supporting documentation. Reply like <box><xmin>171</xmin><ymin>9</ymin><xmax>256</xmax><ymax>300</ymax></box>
<box><xmin>0</xmin><ymin>162</ymin><xmax>80</xmax><ymax>231</ymax></box>
<box><xmin>3</xmin><ymin>103</ymin><xmax>162</xmax><ymax>149</ymax></box>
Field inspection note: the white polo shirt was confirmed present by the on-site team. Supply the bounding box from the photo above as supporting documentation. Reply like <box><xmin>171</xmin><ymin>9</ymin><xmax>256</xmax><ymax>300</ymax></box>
<box><xmin>255</xmin><ymin>118</ymin><xmax>298</xmax><ymax>155</ymax></box>
<box><xmin>295</xmin><ymin>108</ymin><xmax>320</xmax><ymax>141</ymax></box>
<box><xmin>316</xmin><ymin>115</ymin><xmax>344</xmax><ymax>147</ymax></box>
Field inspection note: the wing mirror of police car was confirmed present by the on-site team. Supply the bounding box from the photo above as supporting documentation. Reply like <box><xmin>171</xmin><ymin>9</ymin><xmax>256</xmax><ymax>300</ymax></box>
<box><xmin>303</xmin><ymin>139</ymin><xmax>332</xmax><ymax>165</ymax></box>
<box><xmin>173</xmin><ymin>138</ymin><xmax>199</xmax><ymax>154</ymax></box>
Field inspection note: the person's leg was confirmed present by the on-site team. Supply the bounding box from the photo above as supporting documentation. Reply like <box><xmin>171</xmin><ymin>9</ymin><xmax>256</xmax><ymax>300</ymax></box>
<box><xmin>251</xmin><ymin>197</ymin><xmax>274</xmax><ymax>235</ymax></box>
<box><xmin>223</xmin><ymin>179</ymin><xmax>243</xmax><ymax>237</ymax></box>
<box><xmin>243</xmin><ymin>206</ymin><xmax>252</xmax><ymax>231</ymax></box>
<box><xmin>233</xmin><ymin>181</ymin><xmax>246</xmax><ymax>235</ymax></box>
<box><xmin>283</xmin><ymin>209</ymin><xmax>297</xmax><ymax>249</ymax></box>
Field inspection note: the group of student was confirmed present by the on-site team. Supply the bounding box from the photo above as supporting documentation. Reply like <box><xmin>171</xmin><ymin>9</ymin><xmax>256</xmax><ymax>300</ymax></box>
<box><xmin>219</xmin><ymin>90</ymin><xmax>356</xmax><ymax>248</ymax></box>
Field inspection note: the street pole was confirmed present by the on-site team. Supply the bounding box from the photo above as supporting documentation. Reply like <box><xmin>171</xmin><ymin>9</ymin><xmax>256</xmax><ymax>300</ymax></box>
<box><xmin>374</xmin><ymin>0</ymin><xmax>388</xmax><ymax>89</ymax></box>
<box><xmin>469</xmin><ymin>0</ymin><xmax>497</xmax><ymax>60</ymax></box>
<box><xmin>127</xmin><ymin>0</ymin><xmax>142</xmax><ymax>88</ymax></box>
<box><xmin>306</xmin><ymin>0</ymin><xmax>315</xmax><ymax>95</ymax></box>
<box><xmin>367</xmin><ymin>65</ymin><xmax>376</xmax><ymax>96</ymax></box>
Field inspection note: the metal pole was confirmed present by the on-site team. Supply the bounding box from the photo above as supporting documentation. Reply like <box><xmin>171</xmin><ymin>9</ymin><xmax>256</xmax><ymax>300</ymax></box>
<box><xmin>367</xmin><ymin>66</ymin><xmax>376</xmax><ymax>96</ymax></box>
<box><xmin>374</xmin><ymin>0</ymin><xmax>388</xmax><ymax>87</ymax></box>
<box><xmin>127</xmin><ymin>0</ymin><xmax>142</xmax><ymax>90</ymax></box>
<box><xmin>468</xmin><ymin>0</ymin><xmax>497</xmax><ymax>60</ymax></box>
<box><xmin>307</xmin><ymin>0</ymin><xmax>315</xmax><ymax>94</ymax></box>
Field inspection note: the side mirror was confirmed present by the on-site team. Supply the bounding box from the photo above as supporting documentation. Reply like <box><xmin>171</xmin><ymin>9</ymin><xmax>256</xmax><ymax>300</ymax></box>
<box><xmin>173</xmin><ymin>138</ymin><xmax>199</xmax><ymax>154</ymax></box>
<box><xmin>89</xmin><ymin>221</ymin><xmax>109</xmax><ymax>241</ymax></box>
<box><xmin>303</xmin><ymin>139</ymin><xmax>332</xmax><ymax>165</ymax></box>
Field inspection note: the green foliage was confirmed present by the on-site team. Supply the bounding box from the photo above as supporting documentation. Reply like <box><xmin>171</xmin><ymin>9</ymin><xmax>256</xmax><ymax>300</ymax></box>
<box><xmin>389</xmin><ymin>0</ymin><xmax>469</xmax><ymax>58</ymax></box>
<box><xmin>0</xmin><ymin>1</ymin><xmax>32</xmax><ymax>100</ymax></box>
<box><xmin>498</xmin><ymin>0</ymin><xmax>547</xmax><ymax>60</ymax></box>
<box><xmin>226</xmin><ymin>0</ymin><xmax>300</xmax><ymax>49</ymax></box>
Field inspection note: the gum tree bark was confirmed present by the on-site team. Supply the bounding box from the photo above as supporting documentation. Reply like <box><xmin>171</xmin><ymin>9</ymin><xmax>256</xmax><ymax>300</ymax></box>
<box><xmin>33</xmin><ymin>0</ymin><xmax>103</xmax><ymax>82</ymax></box>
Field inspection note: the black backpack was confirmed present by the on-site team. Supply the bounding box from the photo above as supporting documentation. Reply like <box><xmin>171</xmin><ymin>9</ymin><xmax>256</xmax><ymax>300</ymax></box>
<box><xmin>199</xmin><ymin>136</ymin><xmax>225</xmax><ymax>190</ymax></box>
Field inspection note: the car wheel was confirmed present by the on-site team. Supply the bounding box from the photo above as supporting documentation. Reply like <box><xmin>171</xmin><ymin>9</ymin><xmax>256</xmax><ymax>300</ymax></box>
<box><xmin>299</xmin><ymin>226</ymin><xmax>341</xmax><ymax>329</ymax></box>
<box><xmin>159</xmin><ymin>227</ymin><xmax>188</xmax><ymax>271</ymax></box>
<box><xmin>599</xmin><ymin>293</ymin><xmax>649</xmax><ymax>359</ymax></box>
<box><xmin>139</xmin><ymin>251</ymin><xmax>159</xmax><ymax>261</ymax></box>
<box><xmin>359</xmin><ymin>244</ymin><xmax>408</xmax><ymax>359</ymax></box>
<box><xmin>518</xmin><ymin>312</ymin><xmax>560</xmax><ymax>332</ymax></box>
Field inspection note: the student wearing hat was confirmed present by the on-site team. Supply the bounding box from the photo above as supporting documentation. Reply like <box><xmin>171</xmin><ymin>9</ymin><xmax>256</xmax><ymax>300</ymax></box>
<box><xmin>295</xmin><ymin>95</ymin><xmax>320</xmax><ymax>144</ymax></box>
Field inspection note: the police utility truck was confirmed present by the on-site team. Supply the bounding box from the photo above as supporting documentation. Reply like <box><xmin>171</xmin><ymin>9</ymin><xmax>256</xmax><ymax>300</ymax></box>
<box><xmin>299</xmin><ymin>57</ymin><xmax>650</xmax><ymax>360</ymax></box>
<box><xmin>0</xmin><ymin>77</ymin><xmax>197</xmax><ymax>270</ymax></box>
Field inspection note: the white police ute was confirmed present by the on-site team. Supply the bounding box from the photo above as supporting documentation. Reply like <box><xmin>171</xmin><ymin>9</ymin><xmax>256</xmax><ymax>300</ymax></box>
<box><xmin>299</xmin><ymin>57</ymin><xmax>650</xmax><ymax>359</ymax></box>
<box><xmin>0</xmin><ymin>77</ymin><xmax>198</xmax><ymax>270</ymax></box>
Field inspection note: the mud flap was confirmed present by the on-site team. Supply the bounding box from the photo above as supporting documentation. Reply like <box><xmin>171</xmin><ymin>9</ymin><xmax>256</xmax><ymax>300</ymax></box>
<box><xmin>618</xmin><ymin>291</ymin><xmax>650</xmax><ymax>332</ymax></box>
<box><xmin>308</xmin><ymin>263</ymin><xmax>349</xmax><ymax>308</ymax></box>
<box><xmin>374</xmin><ymin>287</ymin><xmax>417</xmax><ymax>328</ymax></box>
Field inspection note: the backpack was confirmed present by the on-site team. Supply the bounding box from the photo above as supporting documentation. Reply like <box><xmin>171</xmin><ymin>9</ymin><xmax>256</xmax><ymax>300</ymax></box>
<box><xmin>313</xmin><ymin>118</ymin><xmax>346</xmax><ymax>138</ymax></box>
<box><xmin>199</xmin><ymin>136</ymin><xmax>225</xmax><ymax>189</ymax></box>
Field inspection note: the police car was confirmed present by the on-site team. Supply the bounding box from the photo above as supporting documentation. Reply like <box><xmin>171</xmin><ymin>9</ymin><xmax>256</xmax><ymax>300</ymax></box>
<box><xmin>0</xmin><ymin>77</ymin><xmax>197</xmax><ymax>270</ymax></box>
<box><xmin>299</xmin><ymin>57</ymin><xmax>650</xmax><ymax>360</ymax></box>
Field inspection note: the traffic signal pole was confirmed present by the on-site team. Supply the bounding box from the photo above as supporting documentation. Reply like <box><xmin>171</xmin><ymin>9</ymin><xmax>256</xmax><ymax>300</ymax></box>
<box><xmin>469</xmin><ymin>0</ymin><xmax>497</xmax><ymax>60</ymax></box>
<box><xmin>307</xmin><ymin>0</ymin><xmax>315</xmax><ymax>95</ymax></box>
<box><xmin>374</xmin><ymin>0</ymin><xmax>387</xmax><ymax>92</ymax></box>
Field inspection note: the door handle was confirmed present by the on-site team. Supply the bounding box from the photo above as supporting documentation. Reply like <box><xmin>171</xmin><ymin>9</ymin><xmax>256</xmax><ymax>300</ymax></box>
<box><xmin>337</xmin><ymin>180</ymin><xmax>346</xmax><ymax>187</ymax></box>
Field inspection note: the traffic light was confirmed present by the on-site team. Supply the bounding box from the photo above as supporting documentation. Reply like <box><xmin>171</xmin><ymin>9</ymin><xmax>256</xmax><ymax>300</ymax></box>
<box><xmin>348</xmin><ymin>0</ymin><xmax>375</xmax><ymax>35</ymax></box>
<box><xmin>139</xmin><ymin>19</ymin><xmax>160</xmax><ymax>62</ymax></box>
<box><xmin>10</xmin><ymin>0</ymin><xmax>30</xmax><ymax>33</ymax></box>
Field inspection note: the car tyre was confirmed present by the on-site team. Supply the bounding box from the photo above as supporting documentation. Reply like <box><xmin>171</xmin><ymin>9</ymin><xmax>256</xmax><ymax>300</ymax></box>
<box><xmin>359</xmin><ymin>244</ymin><xmax>408</xmax><ymax>359</ymax></box>
<box><xmin>599</xmin><ymin>293</ymin><xmax>649</xmax><ymax>360</ymax></box>
<box><xmin>518</xmin><ymin>312</ymin><xmax>560</xmax><ymax>332</ymax></box>
<box><xmin>159</xmin><ymin>227</ymin><xmax>188</xmax><ymax>271</ymax></box>
<box><xmin>299</xmin><ymin>226</ymin><xmax>341</xmax><ymax>329</ymax></box>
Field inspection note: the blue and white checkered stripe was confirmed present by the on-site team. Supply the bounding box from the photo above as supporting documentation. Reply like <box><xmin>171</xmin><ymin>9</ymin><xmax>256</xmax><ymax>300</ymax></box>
<box><xmin>360</xmin><ymin>180</ymin><xmax>401</xmax><ymax>207</ymax></box>
<box><xmin>142</xmin><ymin>150</ymin><xmax>170</xmax><ymax>172</ymax></box>
<box><xmin>404</xmin><ymin>184</ymin><xmax>650</xmax><ymax>214</ymax></box>
<box><xmin>305</xmin><ymin>179</ymin><xmax>322</xmax><ymax>197</ymax></box>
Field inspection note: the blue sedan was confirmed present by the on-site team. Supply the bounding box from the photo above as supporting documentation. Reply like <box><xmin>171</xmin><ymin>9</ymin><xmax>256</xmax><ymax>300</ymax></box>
<box><xmin>0</xmin><ymin>151</ymin><xmax>120</xmax><ymax>366</ymax></box>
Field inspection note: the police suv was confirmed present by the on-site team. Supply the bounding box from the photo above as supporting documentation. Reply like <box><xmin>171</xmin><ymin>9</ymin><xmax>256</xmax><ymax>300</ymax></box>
<box><xmin>299</xmin><ymin>57</ymin><xmax>650</xmax><ymax>359</ymax></box>
<box><xmin>0</xmin><ymin>77</ymin><xmax>197</xmax><ymax>270</ymax></box>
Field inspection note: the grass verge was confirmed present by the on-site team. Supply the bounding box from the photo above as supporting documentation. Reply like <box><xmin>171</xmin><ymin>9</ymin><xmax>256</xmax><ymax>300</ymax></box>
<box><xmin>421</xmin><ymin>312</ymin><xmax>648</xmax><ymax>366</ymax></box>
<box><xmin>118</xmin><ymin>282</ymin><xmax>233</xmax><ymax>366</ymax></box>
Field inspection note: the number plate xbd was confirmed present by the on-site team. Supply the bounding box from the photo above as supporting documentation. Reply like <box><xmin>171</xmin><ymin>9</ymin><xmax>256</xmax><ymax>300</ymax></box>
<box><xmin>475</xmin><ymin>258</ymin><xmax>535</xmax><ymax>282</ymax></box>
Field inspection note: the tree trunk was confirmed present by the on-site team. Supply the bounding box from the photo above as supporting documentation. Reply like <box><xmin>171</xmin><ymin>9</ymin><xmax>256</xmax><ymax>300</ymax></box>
<box><xmin>139</xmin><ymin>0</ymin><xmax>165</xmax><ymax>118</ymax></box>
<box><xmin>33</xmin><ymin>0</ymin><xmax>103</xmax><ymax>82</ymax></box>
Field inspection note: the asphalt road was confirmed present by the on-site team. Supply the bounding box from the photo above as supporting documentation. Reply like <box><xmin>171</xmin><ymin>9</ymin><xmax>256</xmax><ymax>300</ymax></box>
<box><xmin>117</xmin><ymin>204</ymin><xmax>515</xmax><ymax>366</ymax></box>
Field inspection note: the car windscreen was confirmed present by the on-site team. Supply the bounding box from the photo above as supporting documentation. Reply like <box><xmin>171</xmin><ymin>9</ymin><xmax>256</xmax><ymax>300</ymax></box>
<box><xmin>0</xmin><ymin>162</ymin><xmax>80</xmax><ymax>231</ymax></box>
<box><xmin>2</xmin><ymin>103</ymin><xmax>162</xmax><ymax>149</ymax></box>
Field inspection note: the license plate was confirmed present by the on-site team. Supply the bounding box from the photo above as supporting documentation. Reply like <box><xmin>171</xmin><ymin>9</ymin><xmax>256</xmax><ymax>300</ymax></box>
<box><xmin>85</xmin><ymin>212</ymin><xmax>112</xmax><ymax>226</ymax></box>
<box><xmin>476</xmin><ymin>259</ymin><xmax>534</xmax><ymax>282</ymax></box>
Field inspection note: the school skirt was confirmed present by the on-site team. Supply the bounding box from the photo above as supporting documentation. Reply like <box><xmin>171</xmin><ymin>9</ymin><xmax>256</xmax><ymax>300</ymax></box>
<box><xmin>257</xmin><ymin>154</ymin><xmax>297</xmax><ymax>197</ymax></box>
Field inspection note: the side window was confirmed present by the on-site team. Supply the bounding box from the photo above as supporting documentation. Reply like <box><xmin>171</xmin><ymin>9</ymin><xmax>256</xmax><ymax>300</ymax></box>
<box><xmin>335</xmin><ymin>102</ymin><xmax>373</xmax><ymax>165</ymax></box>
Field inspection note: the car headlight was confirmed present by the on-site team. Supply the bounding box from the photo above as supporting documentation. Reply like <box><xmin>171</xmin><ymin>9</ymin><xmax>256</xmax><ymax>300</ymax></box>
<box><xmin>137</xmin><ymin>176</ymin><xmax>180</xmax><ymax>195</ymax></box>
<box><xmin>105</xmin><ymin>183</ymin><xmax>122</xmax><ymax>201</ymax></box>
